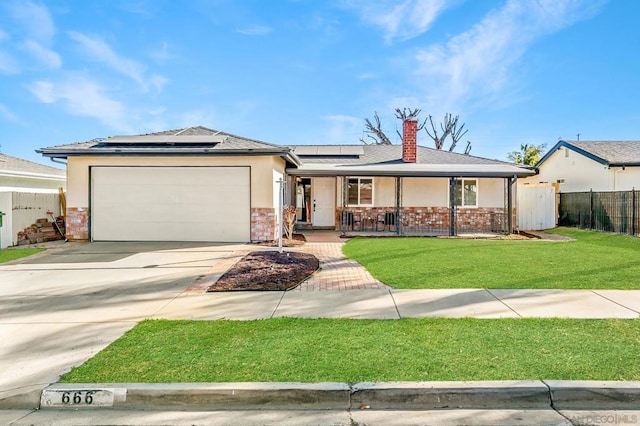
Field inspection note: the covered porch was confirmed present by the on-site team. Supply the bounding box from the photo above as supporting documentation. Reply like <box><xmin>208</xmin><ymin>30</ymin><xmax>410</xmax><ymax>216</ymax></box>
<box><xmin>286</xmin><ymin>142</ymin><xmax>534</xmax><ymax>238</ymax></box>
<box><xmin>288</xmin><ymin>173</ymin><xmax>518</xmax><ymax>238</ymax></box>
<box><xmin>335</xmin><ymin>175</ymin><xmax>516</xmax><ymax>237</ymax></box>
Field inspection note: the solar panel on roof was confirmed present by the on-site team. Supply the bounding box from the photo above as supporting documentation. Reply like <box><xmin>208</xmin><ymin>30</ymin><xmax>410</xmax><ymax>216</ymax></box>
<box><xmin>292</xmin><ymin>146</ymin><xmax>319</xmax><ymax>155</ymax></box>
<box><xmin>293</xmin><ymin>145</ymin><xmax>363</xmax><ymax>156</ymax></box>
<box><xmin>103</xmin><ymin>135</ymin><xmax>228</xmax><ymax>144</ymax></box>
<box><xmin>339</xmin><ymin>146</ymin><xmax>364</xmax><ymax>155</ymax></box>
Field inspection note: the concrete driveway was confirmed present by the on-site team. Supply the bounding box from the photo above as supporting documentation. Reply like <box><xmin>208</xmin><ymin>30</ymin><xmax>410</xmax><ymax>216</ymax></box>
<box><xmin>0</xmin><ymin>242</ymin><xmax>241</xmax><ymax>408</ymax></box>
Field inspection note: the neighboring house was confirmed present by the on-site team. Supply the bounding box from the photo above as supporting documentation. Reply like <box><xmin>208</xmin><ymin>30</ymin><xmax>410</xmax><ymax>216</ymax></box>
<box><xmin>524</xmin><ymin>140</ymin><xmax>640</xmax><ymax>192</ymax></box>
<box><xmin>38</xmin><ymin>125</ymin><xmax>534</xmax><ymax>243</ymax></box>
<box><xmin>0</xmin><ymin>153</ymin><xmax>67</xmax><ymax>248</ymax></box>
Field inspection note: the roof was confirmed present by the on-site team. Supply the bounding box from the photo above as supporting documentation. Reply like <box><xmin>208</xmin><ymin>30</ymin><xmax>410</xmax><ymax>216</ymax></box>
<box><xmin>288</xmin><ymin>144</ymin><xmax>534</xmax><ymax>178</ymax></box>
<box><xmin>0</xmin><ymin>153</ymin><xmax>66</xmax><ymax>180</ymax></box>
<box><xmin>537</xmin><ymin>140</ymin><xmax>640</xmax><ymax>168</ymax></box>
<box><xmin>37</xmin><ymin>126</ymin><xmax>301</xmax><ymax>167</ymax></box>
<box><xmin>36</xmin><ymin>126</ymin><xmax>534</xmax><ymax>178</ymax></box>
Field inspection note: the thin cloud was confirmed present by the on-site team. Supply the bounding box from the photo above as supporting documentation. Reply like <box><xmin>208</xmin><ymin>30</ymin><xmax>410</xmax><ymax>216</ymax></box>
<box><xmin>0</xmin><ymin>30</ymin><xmax>17</xmax><ymax>73</ymax></box>
<box><xmin>68</xmin><ymin>31</ymin><xmax>165</xmax><ymax>93</ymax></box>
<box><xmin>28</xmin><ymin>76</ymin><xmax>131</xmax><ymax>131</ymax></box>
<box><xmin>0</xmin><ymin>103</ymin><xmax>20</xmax><ymax>122</ymax></box>
<box><xmin>22</xmin><ymin>40</ymin><xmax>62</xmax><ymax>69</ymax></box>
<box><xmin>344</xmin><ymin>0</ymin><xmax>452</xmax><ymax>43</ymax></box>
<box><xmin>149</xmin><ymin>41</ymin><xmax>171</xmax><ymax>63</ymax></box>
<box><xmin>0</xmin><ymin>50</ymin><xmax>19</xmax><ymax>74</ymax></box>
<box><xmin>6</xmin><ymin>0</ymin><xmax>56</xmax><ymax>42</ymax></box>
<box><xmin>236</xmin><ymin>25</ymin><xmax>273</xmax><ymax>36</ymax></box>
<box><xmin>323</xmin><ymin>115</ymin><xmax>363</xmax><ymax>144</ymax></box>
<box><xmin>413</xmin><ymin>0</ymin><xmax>605</xmax><ymax>112</ymax></box>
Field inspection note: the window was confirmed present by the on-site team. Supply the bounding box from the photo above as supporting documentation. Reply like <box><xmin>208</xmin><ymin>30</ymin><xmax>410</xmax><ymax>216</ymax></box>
<box><xmin>348</xmin><ymin>178</ymin><xmax>373</xmax><ymax>205</ymax></box>
<box><xmin>453</xmin><ymin>179</ymin><xmax>477</xmax><ymax>207</ymax></box>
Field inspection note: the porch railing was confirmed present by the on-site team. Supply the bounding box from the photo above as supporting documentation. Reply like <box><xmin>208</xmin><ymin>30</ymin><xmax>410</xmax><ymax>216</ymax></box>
<box><xmin>339</xmin><ymin>208</ymin><xmax>508</xmax><ymax>236</ymax></box>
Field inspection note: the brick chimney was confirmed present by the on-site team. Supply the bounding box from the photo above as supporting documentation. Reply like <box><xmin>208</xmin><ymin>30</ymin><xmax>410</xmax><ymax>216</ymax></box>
<box><xmin>402</xmin><ymin>119</ymin><xmax>417</xmax><ymax>163</ymax></box>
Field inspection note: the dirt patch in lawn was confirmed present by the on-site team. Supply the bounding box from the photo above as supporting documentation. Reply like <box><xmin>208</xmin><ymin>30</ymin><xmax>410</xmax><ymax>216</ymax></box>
<box><xmin>208</xmin><ymin>251</ymin><xmax>320</xmax><ymax>292</ymax></box>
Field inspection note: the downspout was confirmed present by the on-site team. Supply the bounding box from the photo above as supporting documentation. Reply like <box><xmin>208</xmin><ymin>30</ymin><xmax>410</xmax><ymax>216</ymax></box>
<box><xmin>50</xmin><ymin>157</ymin><xmax>67</xmax><ymax>166</ymax></box>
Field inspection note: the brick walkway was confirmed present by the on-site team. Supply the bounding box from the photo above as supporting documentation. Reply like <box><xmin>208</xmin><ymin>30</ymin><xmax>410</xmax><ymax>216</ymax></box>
<box><xmin>290</xmin><ymin>242</ymin><xmax>390</xmax><ymax>291</ymax></box>
<box><xmin>186</xmin><ymin>231</ymin><xmax>389</xmax><ymax>293</ymax></box>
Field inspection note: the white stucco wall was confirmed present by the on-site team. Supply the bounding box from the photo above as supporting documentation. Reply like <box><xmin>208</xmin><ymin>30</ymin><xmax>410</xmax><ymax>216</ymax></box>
<box><xmin>524</xmin><ymin>147</ymin><xmax>640</xmax><ymax>192</ymax></box>
<box><xmin>334</xmin><ymin>176</ymin><xmax>509</xmax><ymax>208</ymax></box>
<box><xmin>402</xmin><ymin>177</ymin><xmax>449</xmax><ymax>207</ymax></box>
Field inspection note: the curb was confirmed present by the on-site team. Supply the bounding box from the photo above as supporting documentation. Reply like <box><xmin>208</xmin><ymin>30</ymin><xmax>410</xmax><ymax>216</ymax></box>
<box><xmin>35</xmin><ymin>381</ymin><xmax>640</xmax><ymax>411</ymax></box>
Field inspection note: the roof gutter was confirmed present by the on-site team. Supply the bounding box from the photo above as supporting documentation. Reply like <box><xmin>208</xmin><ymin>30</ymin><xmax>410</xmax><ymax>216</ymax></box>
<box><xmin>50</xmin><ymin>157</ymin><xmax>67</xmax><ymax>166</ymax></box>
<box><xmin>286</xmin><ymin>168</ymin><xmax>535</xmax><ymax>179</ymax></box>
<box><xmin>38</xmin><ymin>148</ymin><xmax>301</xmax><ymax>164</ymax></box>
<box><xmin>608</xmin><ymin>162</ymin><xmax>640</xmax><ymax>167</ymax></box>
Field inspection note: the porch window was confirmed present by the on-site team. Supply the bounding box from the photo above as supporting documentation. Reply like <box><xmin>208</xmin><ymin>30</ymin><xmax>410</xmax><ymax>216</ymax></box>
<box><xmin>453</xmin><ymin>179</ymin><xmax>477</xmax><ymax>207</ymax></box>
<box><xmin>348</xmin><ymin>178</ymin><xmax>373</xmax><ymax>205</ymax></box>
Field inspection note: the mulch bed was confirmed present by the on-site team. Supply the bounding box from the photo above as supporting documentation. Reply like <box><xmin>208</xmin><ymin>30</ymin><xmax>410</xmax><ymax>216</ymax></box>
<box><xmin>207</xmin><ymin>250</ymin><xmax>320</xmax><ymax>292</ymax></box>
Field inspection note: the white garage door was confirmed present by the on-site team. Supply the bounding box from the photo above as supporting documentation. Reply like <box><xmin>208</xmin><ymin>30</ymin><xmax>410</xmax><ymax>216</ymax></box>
<box><xmin>91</xmin><ymin>166</ymin><xmax>250</xmax><ymax>242</ymax></box>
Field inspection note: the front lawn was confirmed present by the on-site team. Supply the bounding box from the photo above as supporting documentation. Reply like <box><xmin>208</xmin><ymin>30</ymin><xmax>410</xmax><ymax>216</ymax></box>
<box><xmin>343</xmin><ymin>228</ymin><xmax>640</xmax><ymax>289</ymax></box>
<box><xmin>0</xmin><ymin>247</ymin><xmax>44</xmax><ymax>263</ymax></box>
<box><xmin>61</xmin><ymin>318</ymin><xmax>640</xmax><ymax>383</ymax></box>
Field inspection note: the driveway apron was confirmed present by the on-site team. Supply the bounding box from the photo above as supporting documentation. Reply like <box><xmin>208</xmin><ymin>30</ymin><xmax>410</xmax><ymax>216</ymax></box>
<box><xmin>0</xmin><ymin>242</ymin><xmax>238</xmax><ymax>408</ymax></box>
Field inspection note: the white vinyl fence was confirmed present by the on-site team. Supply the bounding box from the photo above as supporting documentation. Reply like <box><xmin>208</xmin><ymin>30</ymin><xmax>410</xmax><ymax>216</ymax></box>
<box><xmin>517</xmin><ymin>185</ymin><xmax>557</xmax><ymax>231</ymax></box>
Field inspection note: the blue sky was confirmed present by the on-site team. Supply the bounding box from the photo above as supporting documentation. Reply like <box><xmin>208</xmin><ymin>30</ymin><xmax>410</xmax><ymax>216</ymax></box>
<box><xmin>1</xmin><ymin>0</ymin><xmax>638</xmax><ymax>166</ymax></box>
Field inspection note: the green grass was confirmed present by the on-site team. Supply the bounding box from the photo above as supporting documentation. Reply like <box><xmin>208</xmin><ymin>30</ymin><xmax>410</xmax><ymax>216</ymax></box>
<box><xmin>61</xmin><ymin>318</ymin><xmax>640</xmax><ymax>383</ymax></box>
<box><xmin>0</xmin><ymin>247</ymin><xmax>44</xmax><ymax>263</ymax></box>
<box><xmin>343</xmin><ymin>227</ymin><xmax>640</xmax><ymax>289</ymax></box>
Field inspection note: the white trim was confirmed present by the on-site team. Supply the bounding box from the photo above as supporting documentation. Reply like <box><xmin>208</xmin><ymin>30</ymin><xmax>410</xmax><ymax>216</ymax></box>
<box><xmin>347</xmin><ymin>177</ymin><xmax>374</xmax><ymax>206</ymax></box>
<box><xmin>451</xmin><ymin>178</ymin><xmax>479</xmax><ymax>208</ymax></box>
<box><xmin>0</xmin><ymin>170</ymin><xmax>66</xmax><ymax>180</ymax></box>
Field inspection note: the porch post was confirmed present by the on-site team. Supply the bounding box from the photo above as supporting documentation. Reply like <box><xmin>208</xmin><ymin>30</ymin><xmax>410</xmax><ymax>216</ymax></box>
<box><xmin>507</xmin><ymin>176</ymin><xmax>514</xmax><ymax>234</ymax></box>
<box><xmin>449</xmin><ymin>178</ymin><xmax>456</xmax><ymax>236</ymax></box>
<box><xmin>633</xmin><ymin>187</ymin><xmax>636</xmax><ymax>236</ymax></box>
<box><xmin>395</xmin><ymin>177</ymin><xmax>402</xmax><ymax>235</ymax></box>
<box><xmin>340</xmin><ymin>176</ymin><xmax>348</xmax><ymax>235</ymax></box>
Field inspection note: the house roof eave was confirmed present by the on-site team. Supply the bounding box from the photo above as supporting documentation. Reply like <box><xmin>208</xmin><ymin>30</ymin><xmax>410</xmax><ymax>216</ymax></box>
<box><xmin>38</xmin><ymin>147</ymin><xmax>299</xmax><ymax>160</ymax></box>
<box><xmin>535</xmin><ymin>140</ymin><xmax>609</xmax><ymax>168</ymax></box>
<box><xmin>0</xmin><ymin>170</ymin><xmax>66</xmax><ymax>180</ymax></box>
<box><xmin>286</xmin><ymin>165</ymin><xmax>535</xmax><ymax>179</ymax></box>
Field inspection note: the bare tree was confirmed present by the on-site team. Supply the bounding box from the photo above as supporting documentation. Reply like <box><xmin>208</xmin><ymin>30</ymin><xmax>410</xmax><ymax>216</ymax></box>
<box><xmin>424</xmin><ymin>113</ymin><xmax>468</xmax><ymax>151</ymax></box>
<box><xmin>360</xmin><ymin>111</ymin><xmax>392</xmax><ymax>145</ymax></box>
<box><xmin>394</xmin><ymin>108</ymin><xmax>427</xmax><ymax>142</ymax></box>
<box><xmin>448</xmin><ymin>114</ymin><xmax>468</xmax><ymax>152</ymax></box>
<box><xmin>360</xmin><ymin>109</ymin><xmax>469</xmax><ymax>151</ymax></box>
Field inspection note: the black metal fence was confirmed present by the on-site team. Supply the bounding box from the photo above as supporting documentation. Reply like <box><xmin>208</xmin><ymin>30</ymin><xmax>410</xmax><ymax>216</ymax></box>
<box><xmin>558</xmin><ymin>190</ymin><xmax>640</xmax><ymax>236</ymax></box>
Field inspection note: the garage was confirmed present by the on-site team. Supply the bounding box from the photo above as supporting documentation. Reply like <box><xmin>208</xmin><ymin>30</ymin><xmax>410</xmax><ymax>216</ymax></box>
<box><xmin>91</xmin><ymin>166</ymin><xmax>250</xmax><ymax>242</ymax></box>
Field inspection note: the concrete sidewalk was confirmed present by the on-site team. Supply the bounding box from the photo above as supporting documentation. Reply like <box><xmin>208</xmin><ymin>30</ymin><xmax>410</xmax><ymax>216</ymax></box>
<box><xmin>152</xmin><ymin>287</ymin><xmax>640</xmax><ymax>320</ymax></box>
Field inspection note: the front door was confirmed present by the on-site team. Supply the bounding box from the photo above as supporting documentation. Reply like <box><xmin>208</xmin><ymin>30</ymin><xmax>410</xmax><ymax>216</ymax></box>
<box><xmin>312</xmin><ymin>177</ymin><xmax>336</xmax><ymax>227</ymax></box>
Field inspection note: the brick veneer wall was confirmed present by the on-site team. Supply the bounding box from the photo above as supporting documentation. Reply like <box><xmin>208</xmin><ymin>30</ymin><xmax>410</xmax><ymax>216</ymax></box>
<box><xmin>251</xmin><ymin>207</ymin><xmax>277</xmax><ymax>241</ymax></box>
<box><xmin>336</xmin><ymin>206</ymin><xmax>512</xmax><ymax>233</ymax></box>
<box><xmin>66</xmin><ymin>207</ymin><xmax>89</xmax><ymax>241</ymax></box>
